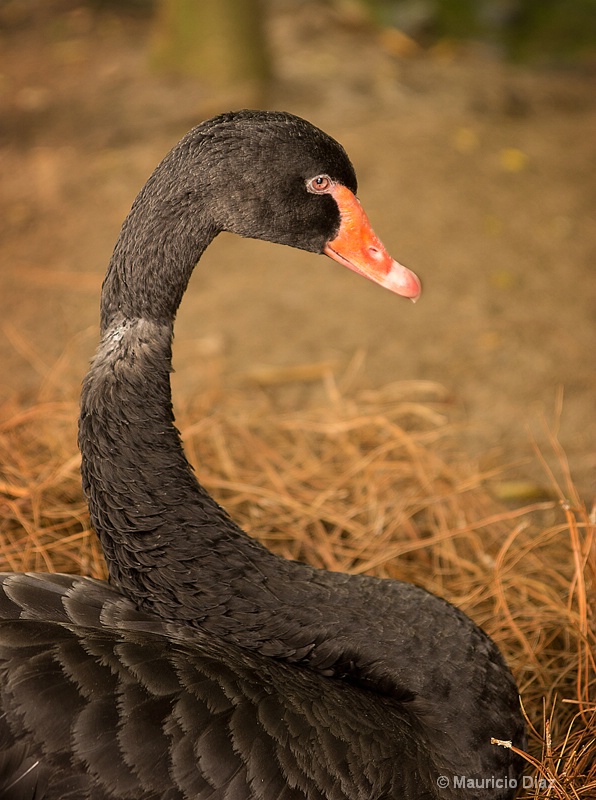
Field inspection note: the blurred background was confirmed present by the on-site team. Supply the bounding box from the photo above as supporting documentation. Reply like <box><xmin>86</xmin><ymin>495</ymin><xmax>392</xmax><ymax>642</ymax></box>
<box><xmin>1</xmin><ymin>0</ymin><xmax>595</xmax><ymax>499</ymax></box>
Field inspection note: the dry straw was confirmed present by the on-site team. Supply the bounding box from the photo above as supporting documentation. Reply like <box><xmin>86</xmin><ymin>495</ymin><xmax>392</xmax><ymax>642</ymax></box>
<box><xmin>1</xmin><ymin>371</ymin><xmax>594</xmax><ymax>797</ymax></box>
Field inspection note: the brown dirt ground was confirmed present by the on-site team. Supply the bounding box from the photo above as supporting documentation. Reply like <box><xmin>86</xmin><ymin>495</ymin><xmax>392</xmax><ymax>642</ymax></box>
<box><xmin>0</xmin><ymin>3</ymin><xmax>595</xmax><ymax>501</ymax></box>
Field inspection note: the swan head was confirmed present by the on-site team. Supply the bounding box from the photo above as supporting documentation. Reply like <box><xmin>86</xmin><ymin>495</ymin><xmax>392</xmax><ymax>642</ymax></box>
<box><xmin>179</xmin><ymin>110</ymin><xmax>421</xmax><ymax>301</ymax></box>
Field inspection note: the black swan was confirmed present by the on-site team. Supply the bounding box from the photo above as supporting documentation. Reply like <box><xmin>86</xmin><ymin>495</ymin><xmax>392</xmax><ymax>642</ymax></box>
<box><xmin>0</xmin><ymin>110</ymin><xmax>525</xmax><ymax>799</ymax></box>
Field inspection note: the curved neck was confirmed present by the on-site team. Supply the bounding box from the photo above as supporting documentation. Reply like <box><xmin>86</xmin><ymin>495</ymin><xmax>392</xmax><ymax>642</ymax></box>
<box><xmin>79</xmin><ymin>313</ymin><xmax>522</xmax><ymax>780</ymax></box>
<box><xmin>79</xmin><ymin>174</ymin><xmax>523</xmax><ymax>785</ymax></box>
<box><xmin>100</xmin><ymin>146</ymin><xmax>218</xmax><ymax>331</ymax></box>
<box><xmin>80</xmin><ymin>317</ymin><xmax>257</xmax><ymax>593</ymax></box>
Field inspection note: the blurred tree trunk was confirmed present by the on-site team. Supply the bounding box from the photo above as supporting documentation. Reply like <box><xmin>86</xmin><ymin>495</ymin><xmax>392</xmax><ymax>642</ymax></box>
<box><xmin>151</xmin><ymin>0</ymin><xmax>270</xmax><ymax>106</ymax></box>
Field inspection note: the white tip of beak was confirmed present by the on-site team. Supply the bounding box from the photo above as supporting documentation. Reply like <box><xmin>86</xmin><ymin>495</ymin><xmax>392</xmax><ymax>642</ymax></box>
<box><xmin>379</xmin><ymin>260</ymin><xmax>422</xmax><ymax>302</ymax></box>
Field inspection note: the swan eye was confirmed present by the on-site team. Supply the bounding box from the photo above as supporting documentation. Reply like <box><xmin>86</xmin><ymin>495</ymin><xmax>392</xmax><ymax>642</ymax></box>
<box><xmin>307</xmin><ymin>175</ymin><xmax>333</xmax><ymax>194</ymax></box>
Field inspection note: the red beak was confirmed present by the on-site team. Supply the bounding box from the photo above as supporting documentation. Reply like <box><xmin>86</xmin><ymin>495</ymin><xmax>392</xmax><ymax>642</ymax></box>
<box><xmin>323</xmin><ymin>184</ymin><xmax>421</xmax><ymax>302</ymax></box>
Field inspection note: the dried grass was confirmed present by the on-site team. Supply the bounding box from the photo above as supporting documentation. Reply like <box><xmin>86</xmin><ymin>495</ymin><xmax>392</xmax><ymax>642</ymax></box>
<box><xmin>0</xmin><ymin>372</ymin><xmax>594</xmax><ymax>797</ymax></box>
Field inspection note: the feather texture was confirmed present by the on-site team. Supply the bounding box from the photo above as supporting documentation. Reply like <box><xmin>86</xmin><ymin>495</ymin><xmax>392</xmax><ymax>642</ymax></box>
<box><xmin>2</xmin><ymin>574</ymin><xmax>439</xmax><ymax>799</ymax></box>
<box><xmin>0</xmin><ymin>112</ymin><xmax>525</xmax><ymax>798</ymax></box>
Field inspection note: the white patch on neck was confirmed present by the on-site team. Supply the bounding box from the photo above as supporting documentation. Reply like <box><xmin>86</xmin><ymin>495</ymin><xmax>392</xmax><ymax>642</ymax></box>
<box><xmin>90</xmin><ymin>317</ymin><xmax>173</xmax><ymax>375</ymax></box>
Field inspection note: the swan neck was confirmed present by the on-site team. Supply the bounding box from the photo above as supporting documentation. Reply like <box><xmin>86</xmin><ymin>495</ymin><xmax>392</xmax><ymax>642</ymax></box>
<box><xmin>100</xmin><ymin>159</ymin><xmax>218</xmax><ymax>330</ymax></box>
<box><xmin>79</xmin><ymin>316</ymin><xmax>258</xmax><ymax>593</ymax></box>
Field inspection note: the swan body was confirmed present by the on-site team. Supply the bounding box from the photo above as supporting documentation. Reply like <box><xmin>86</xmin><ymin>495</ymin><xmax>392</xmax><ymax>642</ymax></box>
<box><xmin>0</xmin><ymin>111</ymin><xmax>524</xmax><ymax>799</ymax></box>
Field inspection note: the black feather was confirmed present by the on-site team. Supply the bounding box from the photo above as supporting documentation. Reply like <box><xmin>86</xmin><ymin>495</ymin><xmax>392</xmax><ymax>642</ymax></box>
<box><xmin>1</xmin><ymin>111</ymin><xmax>524</xmax><ymax>799</ymax></box>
